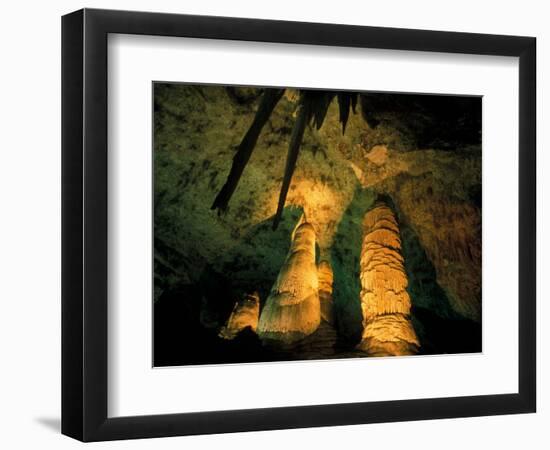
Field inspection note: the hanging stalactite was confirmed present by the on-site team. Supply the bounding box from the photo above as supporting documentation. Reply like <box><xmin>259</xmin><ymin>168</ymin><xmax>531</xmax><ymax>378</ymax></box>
<box><xmin>211</xmin><ymin>89</ymin><xmax>285</xmax><ymax>213</ymax></box>
<box><xmin>209</xmin><ymin>87</ymin><xmax>358</xmax><ymax>228</ymax></box>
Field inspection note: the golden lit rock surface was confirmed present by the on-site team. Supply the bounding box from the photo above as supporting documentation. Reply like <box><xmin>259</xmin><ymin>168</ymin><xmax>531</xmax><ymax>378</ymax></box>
<box><xmin>357</xmin><ymin>204</ymin><xmax>419</xmax><ymax>355</ymax></box>
<box><xmin>258</xmin><ymin>222</ymin><xmax>321</xmax><ymax>344</ymax></box>
<box><xmin>318</xmin><ymin>260</ymin><xmax>334</xmax><ymax>325</ymax></box>
<box><xmin>218</xmin><ymin>292</ymin><xmax>260</xmax><ymax>340</ymax></box>
<box><xmin>366</xmin><ymin>145</ymin><xmax>389</xmax><ymax>166</ymax></box>
<box><xmin>359</xmin><ymin>314</ymin><xmax>419</xmax><ymax>356</ymax></box>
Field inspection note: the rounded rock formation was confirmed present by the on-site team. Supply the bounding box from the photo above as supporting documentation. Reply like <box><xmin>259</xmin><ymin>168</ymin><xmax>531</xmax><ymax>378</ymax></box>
<box><xmin>218</xmin><ymin>292</ymin><xmax>260</xmax><ymax>340</ymax></box>
<box><xmin>257</xmin><ymin>222</ymin><xmax>321</xmax><ymax>345</ymax></box>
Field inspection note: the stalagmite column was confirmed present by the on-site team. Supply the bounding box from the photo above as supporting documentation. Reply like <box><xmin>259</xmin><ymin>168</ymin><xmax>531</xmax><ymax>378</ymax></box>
<box><xmin>357</xmin><ymin>203</ymin><xmax>420</xmax><ymax>356</ymax></box>
<box><xmin>257</xmin><ymin>222</ymin><xmax>321</xmax><ymax>345</ymax></box>
<box><xmin>318</xmin><ymin>260</ymin><xmax>334</xmax><ymax>325</ymax></box>
<box><xmin>218</xmin><ymin>292</ymin><xmax>260</xmax><ymax>340</ymax></box>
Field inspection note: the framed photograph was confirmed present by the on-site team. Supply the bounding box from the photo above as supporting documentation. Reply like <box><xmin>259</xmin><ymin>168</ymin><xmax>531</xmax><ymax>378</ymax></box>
<box><xmin>62</xmin><ymin>8</ymin><xmax>536</xmax><ymax>441</ymax></box>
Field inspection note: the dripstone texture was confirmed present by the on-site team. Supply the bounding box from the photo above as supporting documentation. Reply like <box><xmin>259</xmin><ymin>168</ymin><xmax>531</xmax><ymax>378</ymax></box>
<box><xmin>356</xmin><ymin>204</ymin><xmax>419</xmax><ymax>356</ymax></box>
<box><xmin>257</xmin><ymin>222</ymin><xmax>321</xmax><ymax>344</ymax></box>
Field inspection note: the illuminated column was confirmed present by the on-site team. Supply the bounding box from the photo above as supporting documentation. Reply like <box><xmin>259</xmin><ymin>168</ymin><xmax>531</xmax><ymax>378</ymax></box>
<box><xmin>258</xmin><ymin>222</ymin><xmax>321</xmax><ymax>345</ymax></box>
<box><xmin>218</xmin><ymin>292</ymin><xmax>260</xmax><ymax>340</ymax></box>
<box><xmin>318</xmin><ymin>260</ymin><xmax>334</xmax><ymax>325</ymax></box>
<box><xmin>357</xmin><ymin>203</ymin><xmax>419</xmax><ymax>356</ymax></box>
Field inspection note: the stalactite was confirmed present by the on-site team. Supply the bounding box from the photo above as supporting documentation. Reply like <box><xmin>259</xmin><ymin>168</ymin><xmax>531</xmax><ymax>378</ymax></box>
<box><xmin>272</xmin><ymin>94</ymin><xmax>311</xmax><ymax>230</ymax></box>
<box><xmin>318</xmin><ymin>260</ymin><xmax>334</xmax><ymax>325</ymax></box>
<box><xmin>257</xmin><ymin>222</ymin><xmax>321</xmax><ymax>344</ymax></box>
<box><xmin>211</xmin><ymin>89</ymin><xmax>284</xmax><ymax>212</ymax></box>
<box><xmin>356</xmin><ymin>203</ymin><xmax>419</xmax><ymax>356</ymax></box>
<box><xmin>218</xmin><ymin>292</ymin><xmax>260</xmax><ymax>340</ymax></box>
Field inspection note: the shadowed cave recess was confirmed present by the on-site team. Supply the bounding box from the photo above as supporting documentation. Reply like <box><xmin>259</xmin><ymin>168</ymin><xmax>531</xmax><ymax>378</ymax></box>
<box><xmin>153</xmin><ymin>84</ymin><xmax>482</xmax><ymax>366</ymax></box>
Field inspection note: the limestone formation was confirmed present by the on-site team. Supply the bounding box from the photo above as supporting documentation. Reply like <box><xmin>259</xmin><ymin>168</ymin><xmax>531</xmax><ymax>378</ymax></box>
<box><xmin>360</xmin><ymin>314</ymin><xmax>419</xmax><ymax>356</ymax></box>
<box><xmin>317</xmin><ymin>260</ymin><xmax>334</xmax><ymax>325</ymax></box>
<box><xmin>257</xmin><ymin>222</ymin><xmax>321</xmax><ymax>344</ymax></box>
<box><xmin>218</xmin><ymin>292</ymin><xmax>260</xmax><ymax>340</ymax></box>
<box><xmin>155</xmin><ymin>85</ymin><xmax>482</xmax><ymax>358</ymax></box>
<box><xmin>357</xmin><ymin>203</ymin><xmax>419</xmax><ymax>356</ymax></box>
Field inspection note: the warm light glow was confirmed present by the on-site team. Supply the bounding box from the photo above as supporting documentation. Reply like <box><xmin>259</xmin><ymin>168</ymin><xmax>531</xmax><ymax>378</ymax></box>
<box><xmin>257</xmin><ymin>222</ymin><xmax>321</xmax><ymax>344</ymax></box>
<box><xmin>267</xmin><ymin>178</ymin><xmax>348</xmax><ymax>250</ymax></box>
<box><xmin>357</xmin><ymin>204</ymin><xmax>419</xmax><ymax>356</ymax></box>
<box><xmin>318</xmin><ymin>260</ymin><xmax>334</xmax><ymax>325</ymax></box>
<box><xmin>218</xmin><ymin>292</ymin><xmax>260</xmax><ymax>340</ymax></box>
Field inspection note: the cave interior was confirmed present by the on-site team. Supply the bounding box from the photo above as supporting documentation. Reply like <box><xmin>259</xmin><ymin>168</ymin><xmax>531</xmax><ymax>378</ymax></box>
<box><xmin>153</xmin><ymin>83</ymin><xmax>482</xmax><ymax>366</ymax></box>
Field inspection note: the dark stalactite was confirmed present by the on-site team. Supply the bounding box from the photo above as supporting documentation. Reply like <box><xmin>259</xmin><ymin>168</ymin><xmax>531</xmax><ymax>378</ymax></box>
<box><xmin>312</xmin><ymin>92</ymin><xmax>336</xmax><ymax>130</ymax></box>
<box><xmin>272</xmin><ymin>90</ymin><xmax>359</xmax><ymax>229</ymax></box>
<box><xmin>272</xmin><ymin>93</ymin><xmax>312</xmax><ymax>229</ymax></box>
<box><xmin>337</xmin><ymin>93</ymin><xmax>351</xmax><ymax>134</ymax></box>
<box><xmin>211</xmin><ymin>88</ymin><xmax>285</xmax><ymax>212</ymax></box>
<box><xmin>212</xmin><ymin>88</ymin><xmax>359</xmax><ymax>224</ymax></box>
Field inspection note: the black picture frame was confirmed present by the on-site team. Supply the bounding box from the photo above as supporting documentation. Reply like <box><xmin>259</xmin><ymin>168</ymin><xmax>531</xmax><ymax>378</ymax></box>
<box><xmin>62</xmin><ymin>8</ymin><xmax>536</xmax><ymax>442</ymax></box>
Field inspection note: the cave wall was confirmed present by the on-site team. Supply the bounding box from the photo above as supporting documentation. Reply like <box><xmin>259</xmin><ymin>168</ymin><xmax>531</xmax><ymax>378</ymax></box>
<box><xmin>154</xmin><ymin>83</ymin><xmax>482</xmax><ymax>354</ymax></box>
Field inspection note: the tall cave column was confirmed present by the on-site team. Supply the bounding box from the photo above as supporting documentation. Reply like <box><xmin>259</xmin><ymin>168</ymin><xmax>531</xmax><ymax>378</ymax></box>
<box><xmin>357</xmin><ymin>203</ymin><xmax>420</xmax><ymax>356</ymax></box>
<box><xmin>257</xmin><ymin>222</ymin><xmax>321</xmax><ymax>345</ymax></box>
